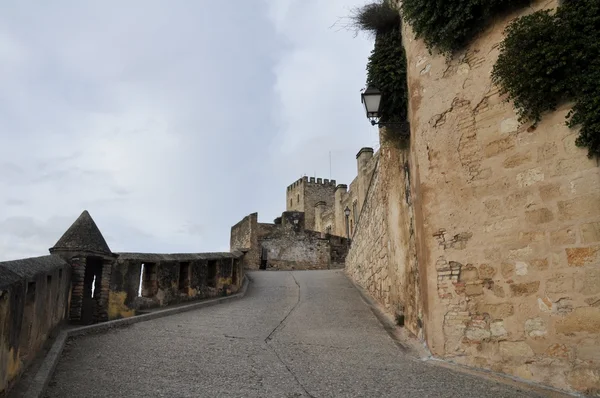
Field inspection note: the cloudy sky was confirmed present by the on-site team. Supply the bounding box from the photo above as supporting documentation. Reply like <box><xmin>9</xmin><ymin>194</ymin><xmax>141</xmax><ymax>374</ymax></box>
<box><xmin>0</xmin><ymin>0</ymin><xmax>379</xmax><ymax>261</ymax></box>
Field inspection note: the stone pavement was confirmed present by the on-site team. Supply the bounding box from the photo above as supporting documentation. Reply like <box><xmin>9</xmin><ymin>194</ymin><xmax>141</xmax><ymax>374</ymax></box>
<box><xmin>46</xmin><ymin>271</ymin><xmax>558</xmax><ymax>397</ymax></box>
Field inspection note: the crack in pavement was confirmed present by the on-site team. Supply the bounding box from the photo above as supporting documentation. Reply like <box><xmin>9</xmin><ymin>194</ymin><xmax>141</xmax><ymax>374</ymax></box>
<box><xmin>263</xmin><ymin>272</ymin><xmax>314</xmax><ymax>398</ymax></box>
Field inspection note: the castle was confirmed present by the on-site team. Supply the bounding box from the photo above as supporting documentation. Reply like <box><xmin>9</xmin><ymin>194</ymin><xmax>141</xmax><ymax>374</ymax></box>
<box><xmin>229</xmin><ymin>147</ymin><xmax>377</xmax><ymax>271</ymax></box>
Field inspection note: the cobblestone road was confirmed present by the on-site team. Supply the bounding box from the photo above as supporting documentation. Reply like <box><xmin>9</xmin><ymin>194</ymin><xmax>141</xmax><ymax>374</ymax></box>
<box><xmin>46</xmin><ymin>271</ymin><xmax>559</xmax><ymax>397</ymax></box>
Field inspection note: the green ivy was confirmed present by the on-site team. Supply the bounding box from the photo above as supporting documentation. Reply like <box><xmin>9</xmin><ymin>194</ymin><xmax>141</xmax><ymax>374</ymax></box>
<box><xmin>492</xmin><ymin>0</ymin><xmax>600</xmax><ymax>156</ymax></box>
<box><xmin>400</xmin><ymin>0</ymin><xmax>531</xmax><ymax>55</ymax></box>
<box><xmin>366</xmin><ymin>25</ymin><xmax>409</xmax><ymax>128</ymax></box>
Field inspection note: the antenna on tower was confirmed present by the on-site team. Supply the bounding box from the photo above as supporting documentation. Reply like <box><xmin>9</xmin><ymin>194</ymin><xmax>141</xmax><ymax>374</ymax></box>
<box><xmin>329</xmin><ymin>151</ymin><xmax>332</xmax><ymax>179</ymax></box>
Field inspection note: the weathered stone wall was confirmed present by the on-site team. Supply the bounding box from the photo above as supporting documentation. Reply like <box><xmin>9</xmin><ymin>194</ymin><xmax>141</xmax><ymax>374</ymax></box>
<box><xmin>346</xmin><ymin>140</ymin><xmax>421</xmax><ymax>336</ymax></box>
<box><xmin>398</xmin><ymin>0</ymin><xmax>600</xmax><ymax>392</ymax></box>
<box><xmin>0</xmin><ymin>256</ymin><xmax>71</xmax><ymax>395</ymax></box>
<box><xmin>230</xmin><ymin>213</ymin><xmax>259</xmax><ymax>269</ymax></box>
<box><xmin>107</xmin><ymin>252</ymin><xmax>244</xmax><ymax>319</ymax></box>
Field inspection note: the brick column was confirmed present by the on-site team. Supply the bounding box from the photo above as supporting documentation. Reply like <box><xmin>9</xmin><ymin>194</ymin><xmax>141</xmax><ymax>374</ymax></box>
<box><xmin>69</xmin><ymin>257</ymin><xmax>86</xmax><ymax>321</ymax></box>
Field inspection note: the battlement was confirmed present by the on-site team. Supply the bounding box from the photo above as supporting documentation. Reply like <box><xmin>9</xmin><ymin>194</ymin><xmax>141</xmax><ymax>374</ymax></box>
<box><xmin>287</xmin><ymin>176</ymin><xmax>337</xmax><ymax>191</ymax></box>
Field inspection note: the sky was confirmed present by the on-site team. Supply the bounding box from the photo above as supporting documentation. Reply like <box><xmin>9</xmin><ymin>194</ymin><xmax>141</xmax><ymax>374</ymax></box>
<box><xmin>0</xmin><ymin>0</ymin><xmax>379</xmax><ymax>261</ymax></box>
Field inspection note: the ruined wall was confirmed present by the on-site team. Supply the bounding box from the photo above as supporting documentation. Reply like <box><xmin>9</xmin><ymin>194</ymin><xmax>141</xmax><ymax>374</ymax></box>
<box><xmin>0</xmin><ymin>256</ymin><xmax>70</xmax><ymax>395</ymax></box>
<box><xmin>346</xmin><ymin>141</ymin><xmax>421</xmax><ymax>336</ymax></box>
<box><xmin>107</xmin><ymin>253</ymin><xmax>244</xmax><ymax>319</ymax></box>
<box><xmin>400</xmin><ymin>0</ymin><xmax>600</xmax><ymax>392</ymax></box>
<box><xmin>230</xmin><ymin>213</ymin><xmax>259</xmax><ymax>269</ymax></box>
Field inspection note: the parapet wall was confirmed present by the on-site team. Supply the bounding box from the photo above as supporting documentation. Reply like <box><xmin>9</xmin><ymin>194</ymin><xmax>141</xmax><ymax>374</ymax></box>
<box><xmin>0</xmin><ymin>256</ymin><xmax>71</xmax><ymax>394</ymax></box>
<box><xmin>109</xmin><ymin>252</ymin><xmax>244</xmax><ymax>318</ymax></box>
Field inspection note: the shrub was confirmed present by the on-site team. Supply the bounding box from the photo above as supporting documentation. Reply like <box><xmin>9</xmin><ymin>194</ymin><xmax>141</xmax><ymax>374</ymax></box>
<box><xmin>349</xmin><ymin>1</ymin><xmax>400</xmax><ymax>36</ymax></box>
<box><xmin>492</xmin><ymin>0</ymin><xmax>600</xmax><ymax>156</ymax></box>
<box><xmin>400</xmin><ymin>0</ymin><xmax>531</xmax><ymax>55</ymax></box>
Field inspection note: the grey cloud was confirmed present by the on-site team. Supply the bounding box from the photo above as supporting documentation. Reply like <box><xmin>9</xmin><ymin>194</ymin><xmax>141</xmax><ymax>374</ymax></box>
<box><xmin>0</xmin><ymin>0</ymin><xmax>374</xmax><ymax>261</ymax></box>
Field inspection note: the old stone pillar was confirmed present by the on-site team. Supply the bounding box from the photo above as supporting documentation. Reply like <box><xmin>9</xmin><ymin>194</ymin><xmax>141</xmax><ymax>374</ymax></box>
<box><xmin>68</xmin><ymin>256</ymin><xmax>86</xmax><ymax>322</ymax></box>
<box><xmin>96</xmin><ymin>258</ymin><xmax>113</xmax><ymax>322</ymax></box>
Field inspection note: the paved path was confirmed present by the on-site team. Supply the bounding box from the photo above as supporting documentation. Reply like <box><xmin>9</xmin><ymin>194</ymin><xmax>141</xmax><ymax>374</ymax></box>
<box><xmin>47</xmin><ymin>271</ymin><xmax>552</xmax><ymax>397</ymax></box>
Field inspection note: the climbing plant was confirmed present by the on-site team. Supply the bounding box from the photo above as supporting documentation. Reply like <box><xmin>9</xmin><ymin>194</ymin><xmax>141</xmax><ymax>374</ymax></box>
<box><xmin>492</xmin><ymin>0</ymin><xmax>600</xmax><ymax>156</ymax></box>
<box><xmin>349</xmin><ymin>1</ymin><xmax>408</xmax><ymax>142</ymax></box>
<box><xmin>400</xmin><ymin>0</ymin><xmax>531</xmax><ymax>55</ymax></box>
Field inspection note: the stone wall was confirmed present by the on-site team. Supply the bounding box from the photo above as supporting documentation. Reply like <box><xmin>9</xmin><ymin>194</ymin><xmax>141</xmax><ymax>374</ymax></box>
<box><xmin>346</xmin><ymin>140</ymin><xmax>421</xmax><ymax>337</ymax></box>
<box><xmin>108</xmin><ymin>252</ymin><xmax>244</xmax><ymax>319</ymax></box>
<box><xmin>230</xmin><ymin>212</ymin><xmax>259</xmax><ymax>269</ymax></box>
<box><xmin>397</xmin><ymin>0</ymin><xmax>599</xmax><ymax>393</ymax></box>
<box><xmin>0</xmin><ymin>256</ymin><xmax>71</xmax><ymax>395</ymax></box>
<box><xmin>231</xmin><ymin>211</ymin><xmax>349</xmax><ymax>270</ymax></box>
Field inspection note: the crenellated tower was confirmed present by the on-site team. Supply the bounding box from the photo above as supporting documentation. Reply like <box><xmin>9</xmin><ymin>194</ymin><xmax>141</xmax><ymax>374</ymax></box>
<box><xmin>286</xmin><ymin>176</ymin><xmax>337</xmax><ymax>231</ymax></box>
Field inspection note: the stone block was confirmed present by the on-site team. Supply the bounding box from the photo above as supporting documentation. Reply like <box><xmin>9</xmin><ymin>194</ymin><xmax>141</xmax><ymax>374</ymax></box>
<box><xmin>539</xmin><ymin>183</ymin><xmax>561</xmax><ymax>202</ymax></box>
<box><xmin>585</xmin><ymin>296</ymin><xmax>600</xmax><ymax>307</ymax></box>
<box><xmin>477</xmin><ymin>302</ymin><xmax>514</xmax><ymax>319</ymax></box>
<box><xmin>524</xmin><ymin>317</ymin><xmax>547</xmax><ymax>337</ymax></box>
<box><xmin>490</xmin><ymin>320</ymin><xmax>508</xmax><ymax>337</ymax></box>
<box><xmin>503</xmin><ymin>152</ymin><xmax>532</xmax><ymax>169</ymax></box>
<box><xmin>576</xmin><ymin>343</ymin><xmax>600</xmax><ymax>362</ymax></box>
<box><xmin>460</xmin><ymin>266</ymin><xmax>479</xmax><ymax>282</ymax></box>
<box><xmin>563</xmin><ymin>134</ymin><xmax>580</xmax><ymax>155</ymax></box>
<box><xmin>515</xmin><ymin>261</ymin><xmax>528</xmax><ymax>276</ymax></box>
<box><xmin>550</xmin><ymin>228</ymin><xmax>576</xmax><ymax>246</ymax></box>
<box><xmin>556</xmin><ymin>307</ymin><xmax>600</xmax><ymax>334</ymax></box>
<box><xmin>525</xmin><ymin>208</ymin><xmax>554</xmax><ymax>225</ymax></box>
<box><xmin>546</xmin><ymin>274</ymin><xmax>574</xmax><ymax>293</ymax></box>
<box><xmin>500</xmin><ymin>118</ymin><xmax>519</xmax><ymax>133</ymax></box>
<box><xmin>479</xmin><ymin>264</ymin><xmax>496</xmax><ymax>279</ymax></box>
<box><xmin>537</xmin><ymin>142</ymin><xmax>558</xmax><ymax>162</ymax></box>
<box><xmin>465</xmin><ymin>327</ymin><xmax>491</xmax><ymax>342</ymax></box>
<box><xmin>581</xmin><ymin>268</ymin><xmax>600</xmax><ymax>295</ymax></box>
<box><xmin>545</xmin><ymin>343</ymin><xmax>570</xmax><ymax>359</ymax></box>
<box><xmin>581</xmin><ymin>222</ymin><xmax>600</xmax><ymax>244</ymax></box>
<box><xmin>491</xmin><ymin>284</ymin><xmax>506</xmax><ymax>298</ymax></box>
<box><xmin>558</xmin><ymin>194</ymin><xmax>600</xmax><ymax>221</ymax></box>
<box><xmin>566</xmin><ymin>246</ymin><xmax>600</xmax><ymax>267</ymax></box>
<box><xmin>465</xmin><ymin>283</ymin><xmax>484</xmax><ymax>296</ymax></box>
<box><xmin>517</xmin><ymin>168</ymin><xmax>544</xmax><ymax>188</ymax></box>
<box><xmin>484</xmin><ymin>199</ymin><xmax>502</xmax><ymax>217</ymax></box>
<box><xmin>518</xmin><ymin>232</ymin><xmax>545</xmax><ymax>244</ymax></box>
<box><xmin>510</xmin><ymin>281</ymin><xmax>540</xmax><ymax>297</ymax></box>
<box><xmin>485</xmin><ymin>136</ymin><xmax>516</xmax><ymax>158</ymax></box>
<box><xmin>501</xmin><ymin>263</ymin><xmax>515</xmax><ymax>278</ymax></box>
<box><xmin>530</xmin><ymin>258</ymin><xmax>549</xmax><ymax>271</ymax></box>
<box><xmin>566</xmin><ymin>367</ymin><xmax>600</xmax><ymax>393</ymax></box>
<box><xmin>499</xmin><ymin>341</ymin><xmax>534</xmax><ymax>359</ymax></box>
<box><xmin>552</xmin><ymin>157</ymin><xmax>598</xmax><ymax>177</ymax></box>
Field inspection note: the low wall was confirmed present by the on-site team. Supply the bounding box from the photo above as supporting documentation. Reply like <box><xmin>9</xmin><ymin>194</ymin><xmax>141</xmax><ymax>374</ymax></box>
<box><xmin>0</xmin><ymin>255</ymin><xmax>70</xmax><ymax>395</ymax></box>
<box><xmin>108</xmin><ymin>252</ymin><xmax>244</xmax><ymax>319</ymax></box>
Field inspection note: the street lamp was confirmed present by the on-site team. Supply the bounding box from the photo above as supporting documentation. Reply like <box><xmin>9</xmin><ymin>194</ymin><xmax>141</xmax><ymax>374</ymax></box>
<box><xmin>344</xmin><ymin>206</ymin><xmax>351</xmax><ymax>240</ymax></box>
<box><xmin>361</xmin><ymin>86</ymin><xmax>410</xmax><ymax>134</ymax></box>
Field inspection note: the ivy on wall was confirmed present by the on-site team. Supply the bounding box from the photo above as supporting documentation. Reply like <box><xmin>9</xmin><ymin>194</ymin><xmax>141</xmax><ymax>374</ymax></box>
<box><xmin>492</xmin><ymin>0</ymin><xmax>600</xmax><ymax>156</ymax></box>
<box><xmin>350</xmin><ymin>1</ymin><xmax>408</xmax><ymax>141</ymax></box>
<box><xmin>400</xmin><ymin>0</ymin><xmax>531</xmax><ymax>55</ymax></box>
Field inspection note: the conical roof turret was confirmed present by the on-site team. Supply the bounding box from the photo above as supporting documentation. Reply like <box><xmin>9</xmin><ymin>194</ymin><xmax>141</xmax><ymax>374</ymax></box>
<box><xmin>50</xmin><ymin>210</ymin><xmax>112</xmax><ymax>255</ymax></box>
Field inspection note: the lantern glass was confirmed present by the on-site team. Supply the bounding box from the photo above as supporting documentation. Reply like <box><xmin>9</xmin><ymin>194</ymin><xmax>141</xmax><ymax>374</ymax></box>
<box><xmin>361</xmin><ymin>87</ymin><xmax>382</xmax><ymax>118</ymax></box>
<box><xmin>344</xmin><ymin>206</ymin><xmax>351</xmax><ymax>217</ymax></box>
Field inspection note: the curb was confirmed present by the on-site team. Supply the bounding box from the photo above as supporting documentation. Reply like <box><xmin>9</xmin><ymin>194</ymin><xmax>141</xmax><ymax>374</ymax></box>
<box><xmin>23</xmin><ymin>275</ymin><xmax>250</xmax><ymax>398</ymax></box>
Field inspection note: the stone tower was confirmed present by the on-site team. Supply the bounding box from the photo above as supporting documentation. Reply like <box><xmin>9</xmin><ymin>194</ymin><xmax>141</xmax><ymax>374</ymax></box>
<box><xmin>49</xmin><ymin>210</ymin><xmax>115</xmax><ymax>324</ymax></box>
<box><xmin>286</xmin><ymin>176</ymin><xmax>336</xmax><ymax>231</ymax></box>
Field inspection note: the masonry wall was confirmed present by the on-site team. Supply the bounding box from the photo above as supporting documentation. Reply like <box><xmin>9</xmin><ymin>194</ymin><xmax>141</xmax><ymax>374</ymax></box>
<box><xmin>230</xmin><ymin>213</ymin><xmax>259</xmax><ymax>269</ymax></box>
<box><xmin>0</xmin><ymin>256</ymin><xmax>70</xmax><ymax>395</ymax></box>
<box><xmin>346</xmin><ymin>141</ymin><xmax>421</xmax><ymax>337</ymax></box>
<box><xmin>107</xmin><ymin>253</ymin><xmax>244</xmax><ymax>319</ymax></box>
<box><xmin>399</xmin><ymin>0</ymin><xmax>600</xmax><ymax>393</ymax></box>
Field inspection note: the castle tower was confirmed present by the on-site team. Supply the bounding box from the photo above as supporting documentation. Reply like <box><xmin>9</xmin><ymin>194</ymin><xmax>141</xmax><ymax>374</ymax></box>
<box><xmin>286</xmin><ymin>176</ymin><xmax>336</xmax><ymax>231</ymax></box>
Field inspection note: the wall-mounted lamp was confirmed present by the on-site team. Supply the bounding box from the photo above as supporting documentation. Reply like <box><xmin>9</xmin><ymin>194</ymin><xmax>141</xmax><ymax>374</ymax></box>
<box><xmin>361</xmin><ymin>86</ymin><xmax>410</xmax><ymax>134</ymax></box>
<box><xmin>344</xmin><ymin>206</ymin><xmax>351</xmax><ymax>240</ymax></box>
